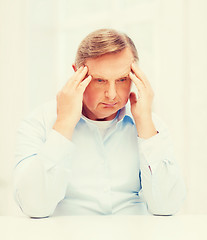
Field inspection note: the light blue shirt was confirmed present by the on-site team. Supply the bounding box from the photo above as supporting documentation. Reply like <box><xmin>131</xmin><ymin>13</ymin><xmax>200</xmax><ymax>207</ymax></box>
<box><xmin>14</xmin><ymin>100</ymin><xmax>186</xmax><ymax>217</ymax></box>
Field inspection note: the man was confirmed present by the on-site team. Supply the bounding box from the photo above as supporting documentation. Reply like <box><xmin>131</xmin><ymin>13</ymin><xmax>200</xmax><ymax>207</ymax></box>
<box><xmin>14</xmin><ymin>29</ymin><xmax>186</xmax><ymax>217</ymax></box>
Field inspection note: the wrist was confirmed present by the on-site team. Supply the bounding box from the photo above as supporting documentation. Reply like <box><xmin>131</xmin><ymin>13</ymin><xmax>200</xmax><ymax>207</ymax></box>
<box><xmin>53</xmin><ymin>119</ymin><xmax>76</xmax><ymax>140</ymax></box>
<box><xmin>134</xmin><ymin>115</ymin><xmax>157</xmax><ymax>139</ymax></box>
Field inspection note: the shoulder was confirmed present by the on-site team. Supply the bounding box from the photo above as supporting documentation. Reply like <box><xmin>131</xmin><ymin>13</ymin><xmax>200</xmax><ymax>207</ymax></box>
<box><xmin>24</xmin><ymin>99</ymin><xmax>56</xmax><ymax>121</ymax></box>
<box><xmin>19</xmin><ymin>99</ymin><xmax>57</xmax><ymax>135</ymax></box>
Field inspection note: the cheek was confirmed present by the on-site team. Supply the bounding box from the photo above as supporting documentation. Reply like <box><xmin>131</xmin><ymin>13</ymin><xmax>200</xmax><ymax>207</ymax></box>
<box><xmin>118</xmin><ymin>84</ymin><xmax>131</xmax><ymax>102</ymax></box>
<box><xmin>83</xmin><ymin>85</ymin><xmax>103</xmax><ymax>107</ymax></box>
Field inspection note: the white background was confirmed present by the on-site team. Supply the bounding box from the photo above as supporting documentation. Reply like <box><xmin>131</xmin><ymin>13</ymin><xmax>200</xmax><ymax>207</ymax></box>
<box><xmin>0</xmin><ymin>0</ymin><xmax>206</xmax><ymax>215</ymax></box>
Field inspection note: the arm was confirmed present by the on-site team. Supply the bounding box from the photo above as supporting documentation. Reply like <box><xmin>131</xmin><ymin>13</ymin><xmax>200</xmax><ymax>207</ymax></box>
<box><xmin>14</xmin><ymin>66</ymin><xmax>92</xmax><ymax>218</ymax></box>
<box><xmin>14</xmin><ymin>121</ymin><xmax>75</xmax><ymax>218</ymax></box>
<box><xmin>138</xmin><ymin>114</ymin><xmax>186</xmax><ymax>215</ymax></box>
<box><xmin>129</xmin><ymin>63</ymin><xmax>186</xmax><ymax>215</ymax></box>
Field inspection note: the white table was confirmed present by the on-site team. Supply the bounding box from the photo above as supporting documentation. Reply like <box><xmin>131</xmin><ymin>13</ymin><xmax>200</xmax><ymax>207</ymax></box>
<box><xmin>0</xmin><ymin>215</ymin><xmax>206</xmax><ymax>240</ymax></box>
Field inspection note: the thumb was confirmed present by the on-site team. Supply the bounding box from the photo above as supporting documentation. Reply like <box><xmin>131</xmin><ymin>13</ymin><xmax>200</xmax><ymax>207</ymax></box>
<box><xmin>129</xmin><ymin>92</ymin><xmax>137</xmax><ymax>105</ymax></box>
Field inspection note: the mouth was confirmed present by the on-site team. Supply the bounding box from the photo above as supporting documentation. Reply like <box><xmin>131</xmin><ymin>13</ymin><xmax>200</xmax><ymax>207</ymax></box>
<box><xmin>102</xmin><ymin>102</ymin><xmax>118</xmax><ymax>108</ymax></box>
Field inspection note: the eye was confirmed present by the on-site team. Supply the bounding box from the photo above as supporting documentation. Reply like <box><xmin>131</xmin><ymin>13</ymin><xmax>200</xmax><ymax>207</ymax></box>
<box><xmin>96</xmin><ymin>79</ymin><xmax>105</xmax><ymax>83</ymax></box>
<box><xmin>117</xmin><ymin>78</ymin><xmax>127</xmax><ymax>83</ymax></box>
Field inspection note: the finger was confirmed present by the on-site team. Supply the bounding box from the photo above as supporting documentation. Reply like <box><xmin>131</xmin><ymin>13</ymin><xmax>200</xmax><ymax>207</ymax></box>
<box><xmin>131</xmin><ymin>63</ymin><xmax>150</xmax><ymax>88</ymax></box>
<box><xmin>64</xmin><ymin>66</ymin><xmax>86</xmax><ymax>89</ymax></box>
<box><xmin>129</xmin><ymin>92</ymin><xmax>137</xmax><ymax>105</ymax></box>
<box><xmin>78</xmin><ymin>75</ymin><xmax>92</xmax><ymax>93</ymax></box>
<box><xmin>129</xmin><ymin>72</ymin><xmax>145</xmax><ymax>93</ymax></box>
<box><xmin>73</xmin><ymin>66</ymin><xmax>89</xmax><ymax>88</ymax></box>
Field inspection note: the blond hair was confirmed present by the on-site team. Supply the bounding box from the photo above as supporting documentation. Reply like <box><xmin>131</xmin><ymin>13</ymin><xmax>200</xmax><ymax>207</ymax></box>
<box><xmin>75</xmin><ymin>29</ymin><xmax>139</xmax><ymax>67</ymax></box>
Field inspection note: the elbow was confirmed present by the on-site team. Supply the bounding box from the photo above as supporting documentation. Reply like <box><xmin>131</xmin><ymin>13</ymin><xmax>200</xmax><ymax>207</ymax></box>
<box><xmin>148</xmin><ymin>178</ymin><xmax>187</xmax><ymax>216</ymax></box>
<box><xmin>24</xmin><ymin>210</ymin><xmax>51</xmax><ymax>219</ymax></box>
<box><xmin>14</xmin><ymin>190</ymin><xmax>54</xmax><ymax>218</ymax></box>
<box><xmin>147</xmin><ymin>201</ymin><xmax>183</xmax><ymax>216</ymax></box>
<box><xmin>17</xmin><ymin>202</ymin><xmax>53</xmax><ymax>218</ymax></box>
<box><xmin>147</xmin><ymin>191</ymin><xmax>187</xmax><ymax>216</ymax></box>
<box><xmin>22</xmin><ymin>205</ymin><xmax>52</xmax><ymax>218</ymax></box>
<box><xmin>148</xmin><ymin>205</ymin><xmax>180</xmax><ymax>216</ymax></box>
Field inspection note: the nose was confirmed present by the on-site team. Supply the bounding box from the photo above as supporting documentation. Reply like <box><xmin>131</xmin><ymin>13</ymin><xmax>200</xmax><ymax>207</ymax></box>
<box><xmin>105</xmin><ymin>82</ymin><xmax>117</xmax><ymax>100</ymax></box>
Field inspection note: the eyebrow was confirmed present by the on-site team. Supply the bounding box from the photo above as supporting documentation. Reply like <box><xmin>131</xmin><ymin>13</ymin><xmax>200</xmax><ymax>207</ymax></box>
<box><xmin>92</xmin><ymin>74</ymin><xmax>130</xmax><ymax>81</ymax></box>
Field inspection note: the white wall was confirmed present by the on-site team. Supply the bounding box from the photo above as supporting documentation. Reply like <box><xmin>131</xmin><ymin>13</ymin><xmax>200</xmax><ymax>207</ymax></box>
<box><xmin>184</xmin><ymin>0</ymin><xmax>207</xmax><ymax>214</ymax></box>
<box><xmin>0</xmin><ymin>0</ymin><xmax>207</xmax><ymax>215</ymax></box>
<box><xmin>0</xmin><ymin>0</ymin><xmax>28</xmax><ymax>215</ymax></box>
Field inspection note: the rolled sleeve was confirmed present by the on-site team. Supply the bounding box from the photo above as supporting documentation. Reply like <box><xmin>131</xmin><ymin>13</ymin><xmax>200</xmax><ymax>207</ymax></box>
<box><xmin>38</xmin><ymin>129</ymin><xmax>76</xmax><ymax>171</ymax></box>
<box><xmin>138</xmin><ymin>130</ymin><xmax>175</xmax><ymax>174</ymax></box>
<box><xmin>137</xmin><ymin>113</ymin><xmax>175</xmax><ymax>174</ymax></box>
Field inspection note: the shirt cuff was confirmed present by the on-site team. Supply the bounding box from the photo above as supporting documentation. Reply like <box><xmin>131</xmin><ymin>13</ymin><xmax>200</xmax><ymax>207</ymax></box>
<box><xmin>38</xmin><ymin>129</ymin><xmax>76</xmax><ymax>171</ymax></box>
<box><xmin>138</xmin><ymin>130</ymin><xmax>175</xmax><ymax>174</ymax></box>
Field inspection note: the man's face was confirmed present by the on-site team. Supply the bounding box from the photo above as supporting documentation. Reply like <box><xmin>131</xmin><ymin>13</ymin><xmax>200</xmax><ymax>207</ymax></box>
<box><xmin>82</xmin><ymin>48</ymin><xmax>134</xmax><ymax>121</ymax></box>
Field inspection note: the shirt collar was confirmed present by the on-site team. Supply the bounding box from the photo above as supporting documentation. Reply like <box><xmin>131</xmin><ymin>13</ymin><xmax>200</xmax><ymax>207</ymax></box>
<box><xmin>117</xmin><ymin>101</ymin><xmax>135</xmax><ymax>124</ymax></box>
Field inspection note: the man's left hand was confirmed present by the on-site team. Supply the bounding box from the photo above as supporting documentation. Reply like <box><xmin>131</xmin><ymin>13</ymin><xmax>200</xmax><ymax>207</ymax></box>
<box><xmin>129</xmin><ymin>63</ymin><xmax>157</xmax><ymax>139</ymax></box>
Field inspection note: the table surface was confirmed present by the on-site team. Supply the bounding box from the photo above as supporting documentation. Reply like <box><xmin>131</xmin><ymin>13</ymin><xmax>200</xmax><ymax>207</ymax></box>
<box><xmin>0</xmin><ymin>214</ymin><xmax>206</xmax><ymax>240</ymax></box>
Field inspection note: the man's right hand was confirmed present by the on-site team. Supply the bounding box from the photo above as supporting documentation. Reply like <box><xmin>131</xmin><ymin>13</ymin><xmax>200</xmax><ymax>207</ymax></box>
<box><xmin>53</xmin><ymin>66</ymin><xmax>92</xmax><ymax>140</ymax></box>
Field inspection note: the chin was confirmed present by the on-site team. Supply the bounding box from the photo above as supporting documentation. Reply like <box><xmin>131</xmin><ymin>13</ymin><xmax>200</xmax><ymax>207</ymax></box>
<box><xmin>97</xmin><ymin>110</ymin><xmax>118</xmax><ymax>120</ymax></box>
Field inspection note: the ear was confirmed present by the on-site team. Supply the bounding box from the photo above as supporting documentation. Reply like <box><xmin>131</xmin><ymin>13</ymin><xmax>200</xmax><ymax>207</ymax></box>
<box><xmin>72</xmin><ymin>64</ymin><xmax>77</xmax><ymax>72</ymax></box>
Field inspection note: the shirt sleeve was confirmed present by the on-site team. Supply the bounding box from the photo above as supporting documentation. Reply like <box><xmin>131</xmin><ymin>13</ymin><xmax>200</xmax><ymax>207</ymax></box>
<box><xmin>14</xmin><ymin>105</ymin><xmax>76</xmax><ymax>218</ymax></box>
<box><xmin>138</xmin><ymin>113</ymin><xmax>186</xmax><ymax>215</ymax></box>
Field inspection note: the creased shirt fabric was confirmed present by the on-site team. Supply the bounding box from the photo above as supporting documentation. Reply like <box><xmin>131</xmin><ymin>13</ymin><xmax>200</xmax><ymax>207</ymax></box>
<box><xmin>14</xmin><ymin>100</ymin><xmax>186</xmax><ymax>217</ymax></box>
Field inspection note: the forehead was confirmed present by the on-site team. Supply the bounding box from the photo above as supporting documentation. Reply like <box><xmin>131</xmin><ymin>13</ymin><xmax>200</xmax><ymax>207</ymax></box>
<box><xmin>85</xmin><ymin>48</ymin><xmax>134</xmax><ymax>80</ymax></box>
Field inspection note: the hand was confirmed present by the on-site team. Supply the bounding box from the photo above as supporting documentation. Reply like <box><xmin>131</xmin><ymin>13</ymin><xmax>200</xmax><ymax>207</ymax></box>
<box><xmin>129</xmin><ymin>63</ymin><xmax>157</xmax><ymax>139</ymax></box>
<box><xmin>129</xmin><ymin>63</ymin><xmax>154</xmax><ymax>119</ymax></box>
<box><xmin>53</xmin><ymin>66</ymin><xmax>92</xmax><ymax>139</ymax></box>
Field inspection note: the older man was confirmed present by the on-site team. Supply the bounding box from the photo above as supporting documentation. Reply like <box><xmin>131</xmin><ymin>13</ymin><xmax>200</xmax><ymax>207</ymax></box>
<box><xmin>14</xmin><ymin>29</ymin><xmax>186</xmax><ymax>217</ymax></box>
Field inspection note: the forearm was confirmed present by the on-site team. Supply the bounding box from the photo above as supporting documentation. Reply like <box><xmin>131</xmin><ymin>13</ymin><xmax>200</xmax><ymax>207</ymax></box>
<box><xmin>140</xmin><ymin>157</ymin><xmax>186</xmax><ymax>215</ymax></box>
<box><xmin>53</xmin><ymin>119</ymin><xmax>75</xmax><ymax>140</ymax></box>
<box><xmin>15</xmin><ymin>158</ymin><xmax>66</xmax><ymax>217</ymax></box>
<box><xmin>138</xmin><ymin>115</ymin><xmax>186</xmax><ymax>215</ymax></box>
<box><xmin>134</xmin><ymin>114</ymin><xmax>157</xmax><ymax>139</ymax></box>
<box><xmin>14</xmin><ymin>130</ymin><xmax>75</xmax><ymax>218</ymax></box>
